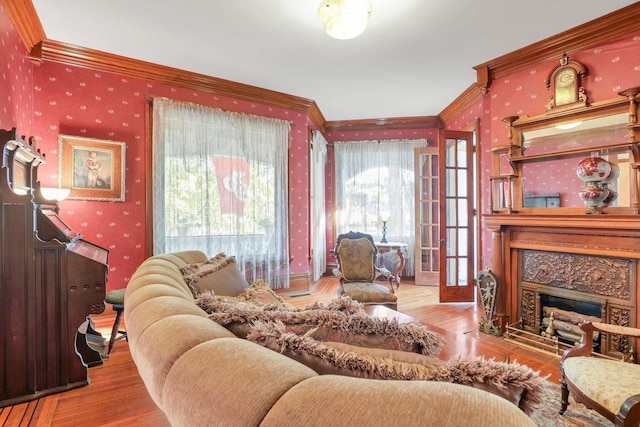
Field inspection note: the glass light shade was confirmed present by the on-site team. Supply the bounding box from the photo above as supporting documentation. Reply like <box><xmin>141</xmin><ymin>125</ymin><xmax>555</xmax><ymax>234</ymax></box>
<box><xmin>318</xmin><ymin>0</ymin><xmax>372</xmax><ymax>40</ymax></box>
<box><xmin>41</xmin><ymin>187</ymin><xmax>71</xmax><ymax>201</ymax></box>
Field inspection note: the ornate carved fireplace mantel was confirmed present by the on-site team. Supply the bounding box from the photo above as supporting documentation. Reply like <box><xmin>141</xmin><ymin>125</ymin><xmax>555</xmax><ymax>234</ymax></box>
<box><xmin>484</xmin><ymin>214</ymin><xmax>640</xmax><ymax>343</ymax></box>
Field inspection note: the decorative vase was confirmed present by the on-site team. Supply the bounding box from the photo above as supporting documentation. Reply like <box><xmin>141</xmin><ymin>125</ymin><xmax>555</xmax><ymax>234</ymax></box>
<box><xmin>578</xmin><ymin>182</ymin><xmax>609</xmax><ymax>214</ymax></box>
<box><xmin>576</xmin><ymin>157</ymin><xmax>612</xmax><ymax>182</ymax></box>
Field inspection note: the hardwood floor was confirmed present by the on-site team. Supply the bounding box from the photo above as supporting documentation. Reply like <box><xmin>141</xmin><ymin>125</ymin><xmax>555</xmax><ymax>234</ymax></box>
<box><xmin>1</xmin><ymin>278</ymin><xmax>562</xmax><ymax>426</ymax></box>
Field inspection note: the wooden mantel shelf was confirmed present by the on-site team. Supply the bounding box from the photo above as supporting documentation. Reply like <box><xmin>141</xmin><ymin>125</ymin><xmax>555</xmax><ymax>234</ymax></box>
<box><xmin>484</xmin><ymin>214</ymin><xmax>640</xmax><ymax>231</ymax></box>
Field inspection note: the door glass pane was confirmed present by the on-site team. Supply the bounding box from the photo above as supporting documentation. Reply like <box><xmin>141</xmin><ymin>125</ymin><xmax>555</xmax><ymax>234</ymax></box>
<box><xmin>446</xmin><ymin>228</ymin><xmax>456</xmax><ymax>255</ymax></box>
<box><xmin>458</xmin><ymin>198</ymin><xmax>468</xmax><ymax>226</ymax></box>
<box><xmin>445</xmin><ymin>141</ymin><xmax>456</xmax><ymax>167</ymax></box>
<box><xmin>457</xmin><ymin>169</ymin><xmax>467</xmax><ymax>197</ymax></box>
<box><xmin>421</xmin><ymin>249</ymin><xmax>432</xmax><ymax>271</ymax></box>
<box><xmin>458</xmin><ymin>228</ymin><xmax>468</xmax><ymax>256</ymax></box>
<box><xmin>458</xmin><ymin>257</ymin><xmax>468</xmax><ymax>286</ymax></box>
<box><xmin>446</xmin><ymin>169</ymin><xmax>455</xmax><ymax>196</ymax></box>
<box><xmin>431</xmin><ymin>201</ymin><xmax>438</xmax><ymax>223</ymax></box>
<box><xmin>457</xmin><ymin>139</ymin><xmax>467</xmax><ymax>167</ymax></box>
<box><xmin>447</xmin><ymin>258</ymin><xmax>456</xmax><ymax>285</ymax></box>
<box><xmin>446</xmin><ymin>199</ymin><xmax>456</xmax><ymax>226</ymax></box>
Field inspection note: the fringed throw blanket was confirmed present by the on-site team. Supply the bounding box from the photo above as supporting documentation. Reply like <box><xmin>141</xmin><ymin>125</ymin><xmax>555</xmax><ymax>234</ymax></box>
<box><xmin>196</xmin><ymin>294</ymin><xmax>444</xmax><ymax>357</ymax></box>
<box><xmin>248</xmin><ymin>320</ymin><xmax>546</xmax><ymax>415</ymax></box>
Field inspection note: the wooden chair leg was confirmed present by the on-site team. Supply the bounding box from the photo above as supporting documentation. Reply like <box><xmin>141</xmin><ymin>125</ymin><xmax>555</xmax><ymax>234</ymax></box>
<box><xmin>108</xmin><ymin>306</ymin><xmax>125</xmax><ymax>355</ymax></box>
<box><xmin>559</xmin><ymin>377</ymin><xmax>570</xmax><ymax>415</ymax></box>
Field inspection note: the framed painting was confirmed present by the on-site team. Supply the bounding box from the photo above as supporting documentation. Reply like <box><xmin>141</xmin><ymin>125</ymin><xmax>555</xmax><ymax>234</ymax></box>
<box><xmin>58</xmin><ymin>135</ymin><xmax>126</xmax><ymax>201</ymax></box>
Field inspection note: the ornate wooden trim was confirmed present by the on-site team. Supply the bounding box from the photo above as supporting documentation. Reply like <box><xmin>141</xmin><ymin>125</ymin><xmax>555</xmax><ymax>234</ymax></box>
<box><xmin>0</xmin><ymin>0</ymin><xmax>44</xmax><ymax>53</ymax></box>
<box><xmin>325</xmin><ymin>116</ymin><xmax>442</xmax><ymax>133</ymax></box>
<box><xmin>438</xmin><ymin>84</ymin><xmax>483</xmax><ymax>125</ymax></box>
<box><xmin>1</xmin><ymin>0</ymin><xmax>327</xmax><ymax>129</ymax></box>
<box><xmin>30</xmin><ymin>40</ymin><xmax>325</xmax><ymax>125</ymax></box>
<box><xmin>474</xmin><ymin>3</ymin><xmax>640</xmax><ymax>93</ymax></box>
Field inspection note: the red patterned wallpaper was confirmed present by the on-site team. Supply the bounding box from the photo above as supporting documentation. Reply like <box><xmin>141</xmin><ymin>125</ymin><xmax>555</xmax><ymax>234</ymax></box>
<box><xmin>29</xmin><ymin>62</ymin><xmax>314</xmax><ymax>291</ymax></box>
<box><xmin>0</xmin><ymin>4</ymin><xmax>33</xmax><ymax>134</ymax></box>
<box><xmin>447</xmin><ymin>31</ymin><xmax>640</xmax><ymax>266</ymax></box>
<box><xmin>3</xmin><ymin>1</ymin><xmax>640</xmax><ymax>287</ymax></box>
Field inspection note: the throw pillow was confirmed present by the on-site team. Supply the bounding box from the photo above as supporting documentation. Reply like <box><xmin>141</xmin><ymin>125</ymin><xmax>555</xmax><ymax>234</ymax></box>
<box><xmin>180</xmin><ymin>252</ymin><xmax>249</xmax><ymax>297</ymax></box>
<box><xmin>195</xmin><ymin>296</ymin><xmax>443</xmax><ymax>357</ymax></box>
<box><xmin>247</xmin><ymin>320</ymin><xmax>546</xmax><ymax>415</ymax></box>
<box><xmin>236</xmin><ymin>279</ymin><xmax>296</xmax><ymax>309</ymax></box>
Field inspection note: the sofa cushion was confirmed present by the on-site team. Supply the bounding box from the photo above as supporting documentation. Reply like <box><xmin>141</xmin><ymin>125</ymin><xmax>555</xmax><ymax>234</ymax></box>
<box><xmin>261</xmin><ymin>376</ymin><xmax>537</xmax><ymax>427</ymax></box>
<box><xmin>247</xmin><ymin>320</ymin><xmax>546</xmax><ymax>415</ymax></box>
<box><xmin>196</xmin><ymin>296</ymin><xmax>443</xmax><ymax>356</ymax></box>
<box><xmin>180</xmin><ymin>252</ymin><xmax>249</xmax><ymax>297</ymax></box>
<box><xmin>162</xmin><ymin>338</ymin><xmax>317</xmax><ymax>427</ymax></box>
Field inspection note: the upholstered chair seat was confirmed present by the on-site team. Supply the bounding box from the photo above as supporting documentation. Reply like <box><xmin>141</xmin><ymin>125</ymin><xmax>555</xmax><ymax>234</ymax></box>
<box><xmin>333</xmin><ymin>231</ymin><xmax>397</xmax><ymax>310</ymax></box>
<box><xmin>560</xmin><ymin>321</ymin><xmax>640</xmax><ymax>426</ymax></box>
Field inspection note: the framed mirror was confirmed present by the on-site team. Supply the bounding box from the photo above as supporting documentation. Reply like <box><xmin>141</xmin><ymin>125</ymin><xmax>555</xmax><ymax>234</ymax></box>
<box><xmin>507</xmin><ymin>98</ymin><xmax>639</xmax><ymax>214</ymax></box>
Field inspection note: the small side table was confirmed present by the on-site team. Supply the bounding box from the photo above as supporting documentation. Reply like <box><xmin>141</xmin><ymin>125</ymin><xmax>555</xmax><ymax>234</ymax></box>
<box><xmin>375</xmin><ymin>242</ymin><xmax>408</xmax><ymax>288</ymax></box>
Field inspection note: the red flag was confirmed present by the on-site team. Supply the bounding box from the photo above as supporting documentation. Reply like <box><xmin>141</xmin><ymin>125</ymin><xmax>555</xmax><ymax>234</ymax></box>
<box><xmin>212</xmin><ymin>157</ymin><xmax>250</xmax><ymax>216</ymax></box>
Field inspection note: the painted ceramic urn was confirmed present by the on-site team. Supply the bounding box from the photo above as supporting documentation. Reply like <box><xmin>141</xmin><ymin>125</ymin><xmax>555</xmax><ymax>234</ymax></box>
<box><xmin>578</xmin><ymin>182</ymin><xmax>609</xmax><ymax>214</ymax></box>
<box><xmin>576</xmin><ymin>157</ymin><xmax>612</xmax><ymax>182</ymax></box>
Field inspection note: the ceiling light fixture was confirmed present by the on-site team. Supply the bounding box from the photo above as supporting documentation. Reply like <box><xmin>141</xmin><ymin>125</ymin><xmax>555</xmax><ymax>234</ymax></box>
<box><xmin>318</xmin><ymin>0</ymin><xmax>372</xmax><ymax>40</ymax></box>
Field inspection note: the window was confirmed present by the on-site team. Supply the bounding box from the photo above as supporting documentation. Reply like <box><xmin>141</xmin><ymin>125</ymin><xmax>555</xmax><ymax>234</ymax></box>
<box><xmin>151</xmin><ymin>98</ymin><xmax>291</xmax><ymax>287</ymax></box>
<box><xmin>334</xmin><ymin>139</ymin><xmax>428</xmax><ymax>275</ymax></box>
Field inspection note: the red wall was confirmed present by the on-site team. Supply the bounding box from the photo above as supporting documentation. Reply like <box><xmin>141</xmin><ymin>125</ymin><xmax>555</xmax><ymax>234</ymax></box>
<box><xmin>446</xmin><ymin>31</ymin><xmax>640</xmax><ymax>267</ymax></box>
<box><xmin>32</xmin><ymin>62</ymin><xmax>314</xmax><ymax>291</ymax></box>
<box><xmin>0</xmin><ymin>4</ymin><xmax>33</xmax><ymax>134</ymax></box>
<box><xmin>0</xmin><ymin>3</ymin><xmax>315</xmax><ymax>291</ymax></box>
<box><xmin>3</xmin><ymin>2</ymin><xmax>640</xmax><ymax>288</ymax></box>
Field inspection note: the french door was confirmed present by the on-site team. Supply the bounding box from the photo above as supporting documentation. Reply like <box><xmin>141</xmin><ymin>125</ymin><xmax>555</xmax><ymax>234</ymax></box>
<box><xmin>414</xmin><ymin>147</ymin><xmax>440</xmax><ymax>286</ymax></box>
<box><xmin>414</xmin><ymin>132</ymin><xmax>475</xmax><ymax>302</ymax></box>
<box><xmin>440</xmin><ymin>130</ymin><xmax>475</xmax><ymax>302</ymax></box>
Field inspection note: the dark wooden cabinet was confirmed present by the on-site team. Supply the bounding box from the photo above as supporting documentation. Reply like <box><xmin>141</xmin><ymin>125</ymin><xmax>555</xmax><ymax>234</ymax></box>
<box><xmin>0</xmin><ymin>128</ymin><xmax>108</xmax><ymax>407</ymax></box>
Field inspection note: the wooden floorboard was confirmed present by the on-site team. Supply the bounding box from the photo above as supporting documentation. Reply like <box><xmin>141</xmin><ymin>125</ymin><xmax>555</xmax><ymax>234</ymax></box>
<box><xmin>2</xmin><ymin>278</ymin><xmax>562</xmax><ymax>426</ymax></box>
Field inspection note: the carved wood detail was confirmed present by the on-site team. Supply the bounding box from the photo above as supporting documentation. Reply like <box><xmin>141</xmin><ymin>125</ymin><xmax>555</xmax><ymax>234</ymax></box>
<box><xmin>608</xmin><ymin>306</ymin><xmax>632</xmax><ymax>354</ymax></box>
<box><xmin>521</xmin><ymin>288</ymin><xmax>536</xmax><ymax>330</ymax></box>
<box><xmin>522</xmin><ymin>250</ymin><xmax>632</xmax><ymax>300</ymax></box>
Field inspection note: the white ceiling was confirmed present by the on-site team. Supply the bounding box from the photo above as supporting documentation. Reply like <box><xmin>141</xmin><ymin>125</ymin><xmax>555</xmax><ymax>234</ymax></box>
<box><xmin>31</xmin><ymin>0</ymin><xmax>638</xmax><ymax>121</ymax></box>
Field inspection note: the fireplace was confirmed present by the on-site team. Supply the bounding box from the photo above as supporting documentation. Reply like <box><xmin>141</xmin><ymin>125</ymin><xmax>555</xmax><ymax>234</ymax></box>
<box><xmin>484</xmin><ymin>214</ymin><xmax>640</xmax><ymax>358</ymax></box>
<box><xmin>540</xmin><ymin>294</ymin><xmax>602</xmax><ymax>348</ymax></box>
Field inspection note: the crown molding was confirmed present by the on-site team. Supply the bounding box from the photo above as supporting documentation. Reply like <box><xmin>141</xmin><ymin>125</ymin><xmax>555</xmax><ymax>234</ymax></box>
<box><xmin>324</xmin><ymin>116</ymin><xmax>442</xmax><ymax>133</ymax></box>
<box><xmin>0</xmin><ymin>0</ymin><xmax>44</xmax><ymax>52</ymax></box>
<box><xmin>4</xmin><ymin>0</ymin><xmax>638</xmax><ymax>131</ymax></box>
<box><xmin>438</xmin><ymin>84</ymin><xmax>483</xmax><ymax>125</ymax></box>
<box><xmin>474</xmin><ymin>3</ymin><xmax>640</xmax><ymax>89</ymax></box>
<box><xmin>2</xmin><ymin>0</ymin><xmax>326</xmax><ymax>130</ymax></box>
<box><xmin>31</xmin><ymin>39</ymin><xmax>326</xmax><ymax>128</ymax></box>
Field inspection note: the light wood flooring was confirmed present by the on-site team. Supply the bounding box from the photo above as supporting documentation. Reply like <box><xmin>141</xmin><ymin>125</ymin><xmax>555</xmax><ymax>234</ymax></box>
<box><xmin>1</xmin><ymin>278</ymin><xmax>562</xmax><ymax>426</ymax></box>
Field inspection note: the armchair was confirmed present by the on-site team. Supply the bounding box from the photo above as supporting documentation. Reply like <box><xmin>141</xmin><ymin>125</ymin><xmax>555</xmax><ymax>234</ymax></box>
<box><xmin>333</xmin><ymin>231</ymin><xmax>397</xmax><ymax>310</ymax></box>
<box><xmin>560</xmin><ymin>321</ymin><xmax>640</xmax><ymax>426</ymax></box>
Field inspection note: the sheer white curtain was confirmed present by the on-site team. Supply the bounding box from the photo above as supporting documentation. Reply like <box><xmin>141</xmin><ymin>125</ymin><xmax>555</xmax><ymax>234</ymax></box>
<box><xmin>151</xmin><ymin>97</ymin><xmax>291</xmax><ymax>288</ymax></box>
<box><xmin>311</xmin><ymin>130</ymin><xmax>328</xmax><ymax>281</ymax></box>
<box><xmin>333</xmin><ymin>139</ymin><xmax>428</xmax><ymax>276</ymax></box>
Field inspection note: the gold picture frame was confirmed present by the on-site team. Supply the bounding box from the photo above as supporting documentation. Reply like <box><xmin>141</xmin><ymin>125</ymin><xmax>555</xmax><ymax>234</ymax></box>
<box><xmin>58</xmin><ymin>135</ymin><xmax>126</xmax><ymax>201</ymax></box>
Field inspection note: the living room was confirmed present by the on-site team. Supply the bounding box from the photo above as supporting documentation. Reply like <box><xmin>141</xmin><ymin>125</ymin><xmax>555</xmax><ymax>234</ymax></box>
<box><xmin>1</xmin><ymin>1</ymin><xmax>640</xmax><ymax>425</ymax></box>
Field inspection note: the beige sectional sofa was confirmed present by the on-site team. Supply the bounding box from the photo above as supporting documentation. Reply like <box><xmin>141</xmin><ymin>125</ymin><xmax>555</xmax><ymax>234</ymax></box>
<box><xmin>124</xmin><ymin>251</ymin><xmax>537</xmax><ymax>427</ymax></box>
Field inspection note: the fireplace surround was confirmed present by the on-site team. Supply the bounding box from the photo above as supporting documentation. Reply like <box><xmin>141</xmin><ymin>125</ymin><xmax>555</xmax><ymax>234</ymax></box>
<box><xmin>484</xmin><ymin>214</ymin><xmax>640</xmax><ymax>358</ymax></box>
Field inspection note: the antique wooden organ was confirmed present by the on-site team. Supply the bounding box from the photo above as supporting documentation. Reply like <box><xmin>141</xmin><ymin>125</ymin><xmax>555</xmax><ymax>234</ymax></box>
<box><xmin>0</xmin><ymin>128</ymin><xmax>109</xmax><ymax>407</ymax></box>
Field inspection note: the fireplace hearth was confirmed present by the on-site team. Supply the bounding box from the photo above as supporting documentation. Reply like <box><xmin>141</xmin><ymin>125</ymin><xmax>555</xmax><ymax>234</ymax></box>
<box><xmin>484</xmin><ymin>214</ymin><xmax>639</xmax><ymax>360</ymax></box>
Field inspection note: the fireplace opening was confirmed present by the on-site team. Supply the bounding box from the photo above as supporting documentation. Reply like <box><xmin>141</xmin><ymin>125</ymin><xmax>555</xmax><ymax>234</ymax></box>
<box><xmin>540</xmin><ymin>294</ymin><xmax>602</xmax><ymax>352</ymax></box>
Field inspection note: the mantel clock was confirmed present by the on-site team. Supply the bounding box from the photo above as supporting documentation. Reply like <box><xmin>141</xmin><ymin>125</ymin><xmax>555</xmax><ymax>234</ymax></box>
<box><xmin>545</xmin><ymin>53</ymin><xmax>588</xmax><ymax>111</ymax></box>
